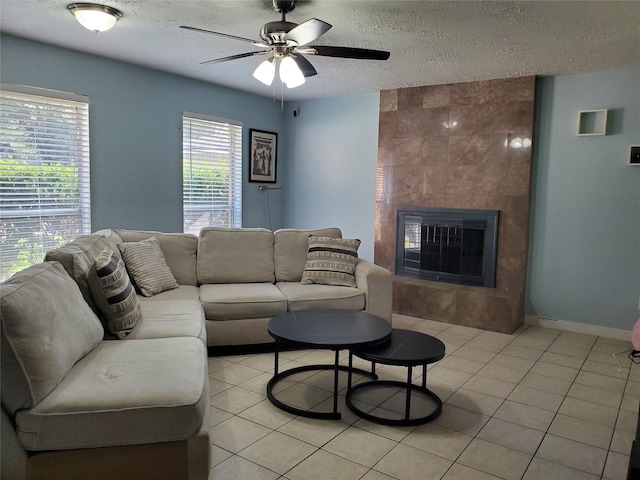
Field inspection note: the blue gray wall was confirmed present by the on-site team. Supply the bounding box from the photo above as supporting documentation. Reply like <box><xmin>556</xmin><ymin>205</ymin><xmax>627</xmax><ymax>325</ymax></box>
<box><xmin>282</xmin><ymin>69</ymin><xmax>640</xmax><ymax>331</ymax></box>
<box><xmin>282</xmin><ymin>95</ymin><xmax>380</xmax><ymax>261</ymax></box>
<box><xmin>527</xmin><ymin>68</ymin><xmax>640</xmax><ymax>330</ymax></box>
<box><xmin>3</xmin><ymin>35</ymin><xmax>638</xmax><ymax>330</ymax></box>
<box><xmin>0</xmin><ymin>34</ymin><xmax>285</xmax><ymax>232</ymax></box>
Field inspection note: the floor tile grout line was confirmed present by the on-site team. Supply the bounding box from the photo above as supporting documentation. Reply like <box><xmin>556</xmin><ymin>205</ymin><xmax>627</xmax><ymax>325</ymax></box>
<box><xmin>437</xmin><ymin>325</ymin><xmax>543</xmax><ymax>466</ymax></box>
<box><xmin>522</xmin><ymin>331</ymin><xmax>632</xmax><ymax>479</ymax></box>
<box><xmin>371</xmin><ymin>325</ymin><xmax>536</xmax><ymax>479</ymax></box>
<box><xmin>208</xmin><ymin>320</ymin><xmax>634</xmax><ymax>480</ymax></box>
<box><xmin>522</xmin><ymin>334</ymin><xmax>594</xmax><ymax>479</ymax></box>
<box><xmin>441</xmin><ymin>324</ymin><xmax>541</xmax><ymax>480</ymax></box>
<box><xmin>600</xmin><ymin>348</ymin><xmax>636</xmax><ymax>480</ymax></box>
<box><xmin>437</xmin><ymin>325</ymin><xmax>618</xmax><ymax>479</ymax></box>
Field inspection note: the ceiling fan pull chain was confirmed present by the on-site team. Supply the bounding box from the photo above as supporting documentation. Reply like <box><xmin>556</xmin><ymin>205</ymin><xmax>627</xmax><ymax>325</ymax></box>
<box><xmin>273</xmin><ymin>73</ymin><xmax>277</xmax><ymax>102</ymax></box>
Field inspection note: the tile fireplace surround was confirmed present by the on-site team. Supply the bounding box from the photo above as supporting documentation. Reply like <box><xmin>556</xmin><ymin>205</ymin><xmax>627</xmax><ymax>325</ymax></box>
<box><xmin>375</xmin><ymin>76</ymin><xmax>536</xmax><ymax>334</ymax></box>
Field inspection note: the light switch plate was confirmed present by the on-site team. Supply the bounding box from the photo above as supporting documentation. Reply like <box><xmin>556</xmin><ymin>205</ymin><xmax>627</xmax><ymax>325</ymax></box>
<box><xmin>630</xmin><ymin>146</ymin><xmax>640</xmax><ymax>165</ymax></box>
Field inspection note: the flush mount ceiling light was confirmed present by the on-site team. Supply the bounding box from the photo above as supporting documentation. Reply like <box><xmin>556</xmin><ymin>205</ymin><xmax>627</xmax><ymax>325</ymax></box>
<box><xmin>67</xmin><ymin>3</ymin><xmax>122</xmax><ymax>33</ymax></box>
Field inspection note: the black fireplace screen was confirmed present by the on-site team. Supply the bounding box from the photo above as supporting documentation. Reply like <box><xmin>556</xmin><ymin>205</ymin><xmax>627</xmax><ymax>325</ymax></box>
<box><xmin>396</xmin><ymin>207</ymin><xmax>499</xmax><ymax>287</ymax></box>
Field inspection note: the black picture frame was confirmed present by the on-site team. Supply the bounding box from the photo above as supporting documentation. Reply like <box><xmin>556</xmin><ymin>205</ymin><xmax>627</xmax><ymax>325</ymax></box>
<box><xmin>249</xmin><ymin>129</ymin><xmax>278</xmax><ymax>183</ymax></box>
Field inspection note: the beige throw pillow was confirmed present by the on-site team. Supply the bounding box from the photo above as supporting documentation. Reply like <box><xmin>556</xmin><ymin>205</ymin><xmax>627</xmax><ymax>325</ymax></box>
<box><xmin>118</xmin><ymin>237</ymin><xmax>179</xmax><ymax>297</ymax></box>
<box><xmin>301</xmin><ymin>236</ymin><xmax>361</xmax><ymax>287</ymax></box>
<box><xmin>89</xmin><ymin>248</ymin><xmax>141</xmax><ymax>339</ymax></box>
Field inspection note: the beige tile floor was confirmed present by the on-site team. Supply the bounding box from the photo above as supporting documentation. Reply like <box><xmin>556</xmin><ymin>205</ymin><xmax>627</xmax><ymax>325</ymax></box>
<box><xmin>207</xmin><ymin>314</ymin><xmax>639</xmax><ymax>480</ymax></box>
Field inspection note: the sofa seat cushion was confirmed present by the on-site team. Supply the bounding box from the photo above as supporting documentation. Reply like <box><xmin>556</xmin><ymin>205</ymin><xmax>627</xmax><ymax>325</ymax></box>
<box><xmin>200</xmin><ymin>283</ymin><xmax>287</xmax><ymax>320</ymax></box>
<box><xmin>126</xmin><ymin>300</ymin><xmax>206</xmax><ymax>343</ymax></box>
<box><xmin>276</xmin><ymin>282</ymin><xmax>365</xmax><ymax>311</ymax></box>
<box><xmin>137</xmin><ymin>284</ymin><xmax>201</xmax><ymax>303</ymax></box>
<box><xmin>16</xmin><ymin>337</ymin><xmax>207</xmax><ymax>451</ymax></box>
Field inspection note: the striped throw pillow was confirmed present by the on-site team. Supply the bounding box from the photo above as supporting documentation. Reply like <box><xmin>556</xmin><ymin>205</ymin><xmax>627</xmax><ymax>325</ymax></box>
<box><xmin>301</xmin><ymin>236</ymin><xmax>361</xmax><ymax>287</ymax></box>
<box><xmin>90</xmin><ymin>248</ymin><xmax>141</xmax><ymax>339</ymax></box>
<box><xmin>118</xmin><ymin>236</ymin><xmax>179</xmax><ymax>297</ymax></box>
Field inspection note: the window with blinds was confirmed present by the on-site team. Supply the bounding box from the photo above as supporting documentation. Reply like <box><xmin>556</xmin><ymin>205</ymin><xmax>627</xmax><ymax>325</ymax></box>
<box><xmin>0</xmin><ymin>85</ymin><xmax>90</xmax><ymax>282</ymax></box>
<box><xmin>182</xmin><ymin>113</ymin><xmax>243</xmax><ymax>235</ymax></box>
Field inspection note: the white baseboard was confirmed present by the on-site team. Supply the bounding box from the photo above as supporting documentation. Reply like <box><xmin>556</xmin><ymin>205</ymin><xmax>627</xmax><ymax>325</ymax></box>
<box><xmin>524</xmin><ymin>315</ymin><xmax>632</xmax><ymax>342</ymax></box>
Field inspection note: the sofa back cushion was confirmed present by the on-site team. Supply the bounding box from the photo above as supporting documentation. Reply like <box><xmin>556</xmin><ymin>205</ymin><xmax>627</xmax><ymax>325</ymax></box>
<box><xmin>1</xmin><ymin>262</ymin><xmax>103</xmax><ymax>415</ymax></box>
<box><xmin>93</xmin><ymin>229</ymin><xmax>124</xmax><ymax>259</ymax></box>
<box><xmin>274</xmin><ymin>228</ymin><xmax>342</xmax><ymax>282</ymax></box>
<box><xmin>44</xmin><ymin>235</ymin><xmax>112</xmax><ymax>314</ymax></box>
<box><xmin>197</xmin><ymin>228</ymin><xmax>274</xmax><ymax>284</ymax></box>
<box><xmin>115</xmin><ymin>230</ymin><xmax>198</xmax><ymax>286</ymax></box>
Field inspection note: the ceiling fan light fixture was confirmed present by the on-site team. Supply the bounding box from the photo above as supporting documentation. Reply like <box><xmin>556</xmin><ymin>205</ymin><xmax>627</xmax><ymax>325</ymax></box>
<box><xmin>279</xmin><ymin>55</ymin><xmax>305</xmax><ymax>88</ymax></box>
<box><xmin>253</xmin><ymin>58</ymin><xmax>276</xmax><ymax>86</ymax></box>
<box><xmin>67</xmin><ymin>3</ymin><xmax>122</xmax><ymax>33</ymax></box>
<box><xmin>182</xmin><ymin>2</ymin><xmax>390</xmax><ymax>91</ymax></box>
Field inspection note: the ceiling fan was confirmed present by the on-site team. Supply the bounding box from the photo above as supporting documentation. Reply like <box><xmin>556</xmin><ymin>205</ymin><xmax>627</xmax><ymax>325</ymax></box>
<box><xmin>180</xmin><ymin>0</ymin><xmax>390</xmax><ymax>88</ymax></box>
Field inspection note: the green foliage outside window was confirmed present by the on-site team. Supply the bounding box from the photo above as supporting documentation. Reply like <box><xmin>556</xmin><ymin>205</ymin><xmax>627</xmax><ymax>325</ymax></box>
<box><xmin>0</xmin><ymin>159</ymin><xmax>82</xmax><ymax>281</ymax></box>
<box><xmin>0</xmin><ymin>91</ymin><xmax>89</xmax><ymax>282</ymax></box>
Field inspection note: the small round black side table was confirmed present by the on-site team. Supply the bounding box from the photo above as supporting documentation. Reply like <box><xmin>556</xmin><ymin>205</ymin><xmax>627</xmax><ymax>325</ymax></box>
<box><xmin>346</xmin><ymin>329</ymin><xmax>445</xmax><ymax>426</ymax></box>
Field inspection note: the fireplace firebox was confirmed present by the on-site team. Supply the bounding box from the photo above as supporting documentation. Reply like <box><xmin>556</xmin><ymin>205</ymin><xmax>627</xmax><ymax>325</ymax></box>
<box><xmin>396</xmin><ymin>207</ymin><xmax>499</xmax><ymax>287</ymax></box>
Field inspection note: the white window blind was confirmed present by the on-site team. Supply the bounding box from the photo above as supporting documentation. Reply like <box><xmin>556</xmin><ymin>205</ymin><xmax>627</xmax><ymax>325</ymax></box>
<box><xmin>182</xmin><ymin>113</ymin><xmax>242</xmax><ymax>234</ymax></box>
<box><xmin>0</xmin><ymin>86</ymin><xmax>90</xmax><ymax>281</ymax></box>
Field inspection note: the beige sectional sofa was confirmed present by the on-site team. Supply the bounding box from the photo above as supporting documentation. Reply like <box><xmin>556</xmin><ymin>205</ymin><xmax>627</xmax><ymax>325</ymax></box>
<box><xmin>1</xmin><ymin>261</ymin><xmax>209</xmax><ymax>480</ymax></box>
<box><xmin>108</xmin><ymin>226</ymin><xmax>392</xmax><ymax>346</ymax></box>
<box><xmin>1</xmin><ymin>226</ymin><xmax>392</xmax><ymax>480</ymax></box>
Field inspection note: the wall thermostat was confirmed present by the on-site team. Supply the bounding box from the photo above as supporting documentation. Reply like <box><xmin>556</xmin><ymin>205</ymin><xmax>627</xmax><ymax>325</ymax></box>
<box><xmin>631</xmin><ymin>146</ymin><xmax>640</xmax><ymax>166</ymax></box>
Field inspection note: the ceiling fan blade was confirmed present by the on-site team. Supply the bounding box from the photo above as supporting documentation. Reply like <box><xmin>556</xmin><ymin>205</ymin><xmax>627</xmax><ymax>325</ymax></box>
<box><xmin>180</xmin><ymin>25</ymin><xmax>267</xmax><ymax>47</ymax></box>
<box><xmin>200</xmin><ymin>51</ymin><xmax>270</xmax><ymax>65</ymax></box>
<box><xmin>284</xmin><ymin>18</ymin><xmax>332</xmax><ymax>46</ymax></box>
<box><xmin>307</xmin><ymin>46</ymin><xmax>390</xmax><ymax>60</ymax></box>
<box><xmin>291</xmin><ymin>54</ymin><xmax>317</xmax><ymax>77</ymax></box>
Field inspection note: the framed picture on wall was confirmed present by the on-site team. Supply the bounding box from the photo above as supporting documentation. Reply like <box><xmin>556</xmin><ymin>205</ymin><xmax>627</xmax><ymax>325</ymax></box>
<box><xmin>249</xmin><ymin>129</ymin><xmax>278</xmax><ymax>183</ymax></box>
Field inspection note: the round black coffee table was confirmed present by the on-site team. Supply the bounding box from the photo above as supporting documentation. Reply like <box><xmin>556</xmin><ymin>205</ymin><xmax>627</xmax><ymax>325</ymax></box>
<box><xmin>346</xmin><ymin>329</ymin><xmax>445</xmax><ymax>426</ymax></box>
<box><xmin>267</xmin><ymin>309</ymin><xmax>392</xmax><ymax>420</ymax></box>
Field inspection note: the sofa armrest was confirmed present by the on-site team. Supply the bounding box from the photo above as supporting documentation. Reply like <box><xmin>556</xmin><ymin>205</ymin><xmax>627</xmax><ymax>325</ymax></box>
<box><xmin>354</xmin><ymin>259</ymin><xmax>392</xmax><ymax>323</ymax></box>
<box><xmin>1</xmin><ymin>408</ymin><xmax>27</xmax><ymax>480</ymax></box>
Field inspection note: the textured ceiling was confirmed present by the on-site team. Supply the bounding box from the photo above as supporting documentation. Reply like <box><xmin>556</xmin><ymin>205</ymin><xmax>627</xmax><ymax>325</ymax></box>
<box><xmin>1</xmin><ymin>0</ymin><xmax>639</xmax><ymax>101</ymax></box>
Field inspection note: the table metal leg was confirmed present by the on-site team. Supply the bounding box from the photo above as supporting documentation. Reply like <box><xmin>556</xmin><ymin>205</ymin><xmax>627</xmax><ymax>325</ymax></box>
<box><xmin>267</xmin><ymin>348</ymin><xmax>377</xmax><ymax>420</ymax></box>
<box><xmin>333</xmin><ymin>350</ymin><xmax>340</xmax><ymax>415</ymax></box>
<box><xmin>345</xmin><ymin>362</ymin><xmax>442</xmax><ymax>426</ymax></box>
<box><xmin>273</xmin><ymin>340</ymin><xmax>279</xmax><ymax>376</ymax></box>
<box><xmin>405</xmin><ymin>365</ymin><xmax>413</xmax><ymax>421</ymax></box>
